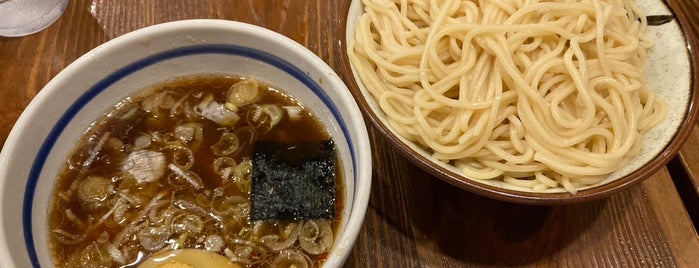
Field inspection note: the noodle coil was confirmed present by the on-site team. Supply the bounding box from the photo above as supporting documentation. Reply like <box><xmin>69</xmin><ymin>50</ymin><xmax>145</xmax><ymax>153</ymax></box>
<box><xmin>348</xmin><ymin>0</ymin><xmax>667</xmax><ymax>193</ymax></box>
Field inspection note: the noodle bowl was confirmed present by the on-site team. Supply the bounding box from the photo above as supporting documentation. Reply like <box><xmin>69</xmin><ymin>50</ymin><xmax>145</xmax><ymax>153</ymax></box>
<box><xmin>348</xmin><ymin>0</ymin><xmax>668</xmax><ymax>193</ymax></box>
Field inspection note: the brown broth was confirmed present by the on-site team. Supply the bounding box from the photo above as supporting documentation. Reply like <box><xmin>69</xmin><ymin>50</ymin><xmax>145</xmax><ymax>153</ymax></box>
<box><xmin>48</xmin><ymin>75</ymin><xmax>343</xmax><ymax>268</ymax></box>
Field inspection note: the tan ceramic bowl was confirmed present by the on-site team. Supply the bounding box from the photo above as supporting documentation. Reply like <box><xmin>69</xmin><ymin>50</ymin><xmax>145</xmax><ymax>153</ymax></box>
<box><xmin>339</xmin><ymin>0</ymin><xmax>699</xmax><ymax>204</ymax></box>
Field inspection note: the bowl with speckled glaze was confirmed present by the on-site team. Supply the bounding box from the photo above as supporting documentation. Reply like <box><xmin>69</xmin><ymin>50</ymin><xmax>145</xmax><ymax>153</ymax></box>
<box><xmin>340</xmin><ymin>0</ymin><xmax>698</xmax><ymax>204</ymax></box>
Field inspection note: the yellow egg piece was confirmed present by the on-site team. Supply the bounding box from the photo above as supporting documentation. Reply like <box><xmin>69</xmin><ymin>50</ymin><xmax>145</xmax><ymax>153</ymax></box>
<box><xmin>138</xmin><ymin>249</ymin><xmax>241</xmax><ymax>268</ymax></box>
<box><xmin>151</xmin><ymin>262</ymin><xmax>194</xmax><ymax>268</ymax></box>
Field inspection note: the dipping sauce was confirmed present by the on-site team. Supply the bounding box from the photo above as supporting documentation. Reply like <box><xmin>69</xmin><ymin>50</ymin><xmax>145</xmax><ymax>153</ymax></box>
<box><xmin>47</xmin><ymin>75</ymin><xmax>343</xmax><ymax>268</ymax></box>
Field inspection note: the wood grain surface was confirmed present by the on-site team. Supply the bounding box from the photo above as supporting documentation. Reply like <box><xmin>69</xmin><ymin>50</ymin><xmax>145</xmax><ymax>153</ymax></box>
<box><xmin>1</xmin><ymin>0</ymin><xmax>698</xmax><ymax>267</ymax></box>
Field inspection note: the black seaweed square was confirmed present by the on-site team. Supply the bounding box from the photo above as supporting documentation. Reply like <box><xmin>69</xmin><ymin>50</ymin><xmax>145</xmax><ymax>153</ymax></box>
<box><xmin>250</xmin><ymin>140</ymin><xmax>335</xmax><ymax>221</ymax></box>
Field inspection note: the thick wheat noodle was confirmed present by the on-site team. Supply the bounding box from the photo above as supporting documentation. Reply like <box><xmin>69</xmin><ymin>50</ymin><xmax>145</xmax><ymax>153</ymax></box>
<box><xmin>348</xmin><ymin>0</ymin><xmax>667</xmax><ymax>193</ymax></box>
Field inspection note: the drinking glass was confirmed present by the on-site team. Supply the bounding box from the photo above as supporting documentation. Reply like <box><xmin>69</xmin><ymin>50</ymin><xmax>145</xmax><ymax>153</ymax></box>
<box><xmin>0</xmin><ymin>0</ymin><xmax>68</xmax><ymax>37</ymax></box>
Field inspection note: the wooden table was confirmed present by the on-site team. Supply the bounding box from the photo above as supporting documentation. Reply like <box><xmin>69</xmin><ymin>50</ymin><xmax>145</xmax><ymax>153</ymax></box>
<box><xmin>1</xmin><ymin>0</ymin><xmax>698</xmax><ymax>267</ymax></box>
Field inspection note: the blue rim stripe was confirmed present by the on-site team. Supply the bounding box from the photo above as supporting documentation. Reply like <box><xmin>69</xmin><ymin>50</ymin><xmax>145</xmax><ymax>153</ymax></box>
<box><xmin>23</xmin><ymin>44</ymin><xmax>357</xmax><ymax>267</ymax></box>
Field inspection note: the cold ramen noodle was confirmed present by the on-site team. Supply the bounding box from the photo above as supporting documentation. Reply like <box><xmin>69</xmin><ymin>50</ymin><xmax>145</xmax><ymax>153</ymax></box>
<box><xmin>348</xmin><ymin>0</ymin><xmax>668</xmax><ymax>193</ymax></box>
<box><xmin>48</xmin><ymin>75</ymin><xmax>343</xmax><ymax>267</ymax></box>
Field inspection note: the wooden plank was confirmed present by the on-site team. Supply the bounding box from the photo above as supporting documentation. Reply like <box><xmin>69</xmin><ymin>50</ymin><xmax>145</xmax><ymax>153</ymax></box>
<box><xmin>676</xmin><ymin>124</ymin><xmax>699</xmax><ymax>220</ymax></box>
<box><xmin>344</xmin><ymin>127</ymin><xmax>682</xmax><ymax>267</ymax></box>
<box><xmin>643</xmin><ymin>168</ymin><xmax>699</xmax><ymax>267</ymax></box>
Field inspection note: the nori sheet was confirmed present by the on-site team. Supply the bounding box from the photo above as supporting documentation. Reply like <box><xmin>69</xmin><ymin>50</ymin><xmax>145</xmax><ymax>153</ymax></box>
<box><xmin>249</xmin><ymin>139</ymin><xmax>336</xmax><ymax>221</ymax></box>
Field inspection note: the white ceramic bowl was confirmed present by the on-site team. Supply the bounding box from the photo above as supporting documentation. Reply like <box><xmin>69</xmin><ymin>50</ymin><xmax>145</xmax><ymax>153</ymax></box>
<box><xmin>342</xmin><ymin>0</ymin><xmax>696</xmax><ymax>204</ymax></box>
<box><xmin>0</xmin><ymin>19</ymin><xmax>372</xmax><ymax>267</ymax></box>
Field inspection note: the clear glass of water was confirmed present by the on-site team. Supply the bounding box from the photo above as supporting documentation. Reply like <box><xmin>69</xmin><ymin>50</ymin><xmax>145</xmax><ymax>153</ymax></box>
<box><xmin>0</xmin><ymin>0</ymin><xmax>69</xmax><ymax>37</ymax></box>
